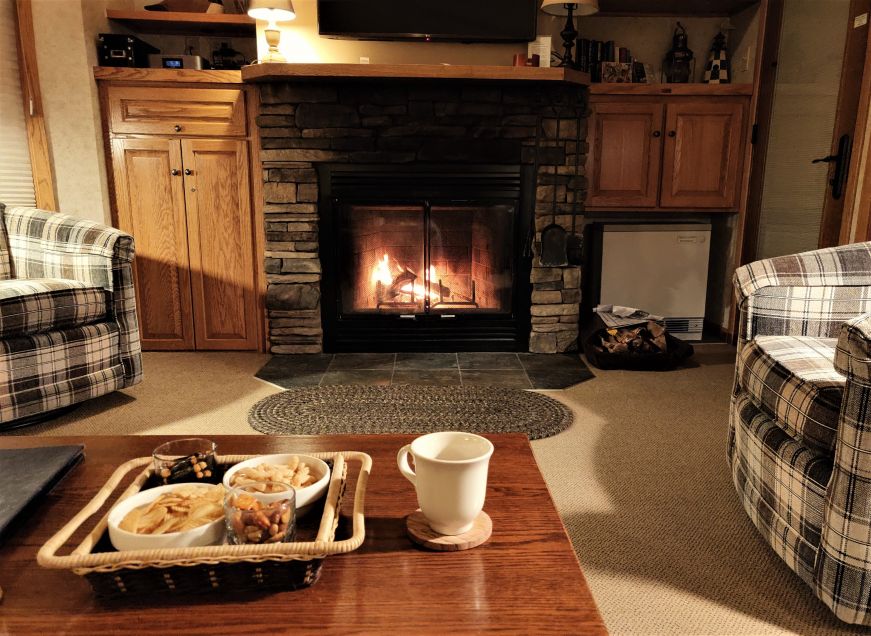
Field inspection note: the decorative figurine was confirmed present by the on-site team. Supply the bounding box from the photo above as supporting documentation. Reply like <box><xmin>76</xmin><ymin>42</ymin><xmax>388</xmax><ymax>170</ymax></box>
<box><xmin>662</xmin><ymin>22</ymin><xmax>694</xmax><ymax>83</ymax></box>
<box><xmin>703</xmin><ymin>32</ymin><xmax>731</xmax><ymax>84</ymax></box>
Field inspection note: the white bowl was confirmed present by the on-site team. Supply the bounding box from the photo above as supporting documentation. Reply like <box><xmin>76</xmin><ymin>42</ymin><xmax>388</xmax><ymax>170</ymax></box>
<box><xmin>108</xmin><ymin>483</ymin><xmax>226</xmax><ymax>551</ymax></box>
<box><xmin>222</xmin><ymin>454</ymin><xmax>331</xmax><ymax>516</ymax></box>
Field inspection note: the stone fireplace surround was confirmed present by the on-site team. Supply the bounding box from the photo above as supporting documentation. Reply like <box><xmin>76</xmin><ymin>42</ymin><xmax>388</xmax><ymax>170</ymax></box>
<box><xmin>256</xmin><ymin>77</ymin><xmax>587</xmax><ymax>354</ymax></box>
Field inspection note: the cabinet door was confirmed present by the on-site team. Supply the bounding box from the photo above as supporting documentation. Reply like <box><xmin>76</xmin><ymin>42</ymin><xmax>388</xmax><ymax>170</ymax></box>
<box><xmin>660</xmin><ymin>100</ymin><xmax>746</xmax><ymax>208</ymax></box>
<box><xmin>111</xmin><ymin>138</ymin><xmax>195</xmax><ymax>350</ymax></box>
<box><xmin>588</xmin><ymin>101</ymin><xmax>664</xmax><ymax>207</ymax></box>
<box><xmin>181</xmin><ymin>139</ymin><xmax>259</xmax><ymax>350</ymax></box>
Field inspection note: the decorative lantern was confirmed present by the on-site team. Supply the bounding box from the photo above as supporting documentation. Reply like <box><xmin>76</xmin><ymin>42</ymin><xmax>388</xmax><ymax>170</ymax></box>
<box><xmin>662</xmin><ymin>22</ymin><xmax>694</xmax><ymax>83</ymax></box>
<box><xmin>703</xmin><ymin>32</ymin><xmax>730</xmax><ymax>84</ymax></box>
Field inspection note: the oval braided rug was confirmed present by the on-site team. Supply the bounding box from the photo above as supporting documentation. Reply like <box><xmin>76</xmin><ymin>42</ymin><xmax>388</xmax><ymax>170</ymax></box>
<box><xmin>248</xmin><ymin>386</ymin><xmax>572</xmax><ymax>440</ymax></box>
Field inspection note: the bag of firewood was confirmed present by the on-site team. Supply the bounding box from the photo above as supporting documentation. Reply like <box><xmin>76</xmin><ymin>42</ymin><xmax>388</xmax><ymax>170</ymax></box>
<box><xmin>582</xmin><ymin>320</ymin><xmax>694</xmax><ymax>371</ymax></box>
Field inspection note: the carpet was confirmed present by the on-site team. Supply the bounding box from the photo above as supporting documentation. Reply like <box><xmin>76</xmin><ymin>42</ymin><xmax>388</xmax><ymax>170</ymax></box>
<box><xmin>248</xmin><ymin>385</ymin><xmax>573</xmax><ymax>439</ymax></box>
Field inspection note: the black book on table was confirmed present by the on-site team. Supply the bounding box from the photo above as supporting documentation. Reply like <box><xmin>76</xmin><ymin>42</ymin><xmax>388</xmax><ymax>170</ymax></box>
<box><xmin>0</xmin><ymin>445</ymin><xmax>84</xmax><ymax>543</ymax></box>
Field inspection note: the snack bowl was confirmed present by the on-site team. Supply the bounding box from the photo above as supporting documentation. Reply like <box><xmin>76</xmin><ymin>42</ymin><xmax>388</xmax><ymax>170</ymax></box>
<box><xmin>107</xmin><ymin>483</ymin><xmax>226</xmax><ymax>551</ymax></box>
<box><xmin>222</xmin><ymin>454</ymin><xmax>330</xmax><ymax>516</ymax></box>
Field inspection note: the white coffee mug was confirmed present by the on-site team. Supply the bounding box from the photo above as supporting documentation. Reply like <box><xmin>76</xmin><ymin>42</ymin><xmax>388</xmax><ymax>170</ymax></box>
<box><xmin>397</xmin><ymin>431</ymin><xmax>494</xmax><ymax>535</ymax></box>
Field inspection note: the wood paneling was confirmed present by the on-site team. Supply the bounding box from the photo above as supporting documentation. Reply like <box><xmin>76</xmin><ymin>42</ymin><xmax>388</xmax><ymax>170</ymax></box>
<box><xmin>588</xmin><ymin>100</ymin><xmax>664</xmax><ymax>207</ymax></box>
<box><xmin>242</xmin><ymin>63</ymin><xmax>591</xmax><ymax>85</ymax></box>
<box><xmin>182</xmin><ymin>139</ymin><xmax>258</xmax><ymax>350</ymax></box>
<box><xmin>589</xmin><ymin>83</ymin><xmax>753</xmax><ymax>96</ymax></box>
<box><xmin>0</xmin><ymin>434</ymin><xmax>607</xmax><ymax>635</ymax></box>
<box><xmin>111</xmin><ymin>138</ymin><xmax>195</xmax><ymax>350</ymax></box>
<box><xmin>105</xmin><ymin>9</ymin><xmax>255</xmax><ymax>36</ymax></box>
<box><xmin>93</xmin><ymin>67</ymin><xmax>243</xmax><ymax>84</ymax></box>
<box><xmin>14</xmin><ymin>0</ymin><xmax>55</xmax><ymax>210</ymax></box>
<box><xmin>660</xmin><ymin>100</ymin><xmax>746</xmax><ymax>208</ymax></box>
<box><xmin>107</xmin><ymin>86</ymin><xmax>246</xmax><ymax>137</ymax></box>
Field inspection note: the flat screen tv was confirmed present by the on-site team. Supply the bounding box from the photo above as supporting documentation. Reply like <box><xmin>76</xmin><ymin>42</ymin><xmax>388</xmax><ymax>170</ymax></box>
<box><xmin>317</xmin><ymin>0</ymin><xmax>538</xmax><ymax>43</ymax></box>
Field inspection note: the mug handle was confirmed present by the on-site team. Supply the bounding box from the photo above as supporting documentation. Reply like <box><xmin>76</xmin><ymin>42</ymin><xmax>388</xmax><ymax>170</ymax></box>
<box><xmin>397</xmin><ymin>445</ymin><xmax>416</xmax><ymax>484</ymax></box>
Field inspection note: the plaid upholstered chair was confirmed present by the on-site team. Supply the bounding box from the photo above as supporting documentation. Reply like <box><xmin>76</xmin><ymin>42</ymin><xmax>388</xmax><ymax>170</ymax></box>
<box><xmin>0</xmin><ymin>204</ymin><xmax>142</xmax><ymax>427</ymax></box>
<box><xmin>730</xmin><ymin>242</ymin><xmax>871</xmax><ymax>625</ymax></box>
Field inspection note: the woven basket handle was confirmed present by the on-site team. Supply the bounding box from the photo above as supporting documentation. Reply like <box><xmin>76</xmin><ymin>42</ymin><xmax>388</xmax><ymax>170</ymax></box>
<box><xmin>38</xmin><ymin>457</ymin><xmax>152</xmax><ymax>566</ymax></box>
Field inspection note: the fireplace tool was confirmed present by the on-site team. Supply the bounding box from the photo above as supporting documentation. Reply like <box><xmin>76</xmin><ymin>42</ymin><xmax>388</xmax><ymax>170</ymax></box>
<box><xmin>539</xmin><ymin>114</ymin><xmax>568</xmax><ymax>267</ymax></box>
<box><xmin>538</xmin><ymin>99</ymin><xmax>584</xmax><ymax>266</ymax></box>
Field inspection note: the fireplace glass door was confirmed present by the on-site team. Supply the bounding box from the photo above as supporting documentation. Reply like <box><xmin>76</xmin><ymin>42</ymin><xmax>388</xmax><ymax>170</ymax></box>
<box><xmin>338</xmin><ymin>202</ymin><xmax>515</xmax><ymax>316</ymax></box>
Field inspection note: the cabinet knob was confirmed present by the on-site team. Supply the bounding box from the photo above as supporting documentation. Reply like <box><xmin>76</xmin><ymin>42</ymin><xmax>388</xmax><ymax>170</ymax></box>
<box><xmin>652</xmin><ymin>131</ymin><xmax>661</xmax><ymax>138</ymax></box>
<box><xmin>668</xmin><ymin>130</ymin><xmax>676</xmax><ymax>138</ymax></box>
<box><xmin>170</xmin><ymin>169</ymin><xmax>180</xmax><ymax>176</ymax></box>
<box><xmin>173</xmin><ymin>125</ymin><xmax>182</xmax><ymax>132</ymax></box>
<box><xmin>184</xmin><ymin>168</ymin><xmax>192</xmax><ymax>176</ymax></box>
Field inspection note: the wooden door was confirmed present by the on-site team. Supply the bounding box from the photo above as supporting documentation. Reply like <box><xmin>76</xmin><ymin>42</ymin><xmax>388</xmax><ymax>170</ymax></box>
<box><xmin>111</xmin><ymin>138</ymin><xmax>195</xmax><ymax>350</ymax></box>
<box><xmin>660</xmin><ymin>100</ymin><xmax>746</xmax><ymax>209</ymax></box>
<box><xmin>588</xmin><ymin>100</ymin><xmax>664</xmax><ymax>207</ymax></box>
<box><xmin>181</xmin><ymin>139</ymin><xmax>258</xmax><ymax>350</ymax></box>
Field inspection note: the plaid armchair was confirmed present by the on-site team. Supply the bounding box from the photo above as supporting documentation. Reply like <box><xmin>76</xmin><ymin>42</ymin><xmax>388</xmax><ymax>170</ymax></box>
<box><xmin>0</xmin><ymin>204</ymin><xmax>142</xmax><ymax>425</ymax></box>
<box><xmin>730</xmin><ymin>242</ymin><xmax>871</xmax><ymax>625</ymax></box>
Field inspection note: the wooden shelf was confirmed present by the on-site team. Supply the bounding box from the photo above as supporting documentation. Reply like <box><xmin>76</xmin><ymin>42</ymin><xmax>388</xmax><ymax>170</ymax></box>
<box><xmin>106</xmin><ymin>10</ymin><xmax>255</xmax><ymax>37</ymax></box>
<box><xmin>93</xmin><ymin>67</ymin><xmax>243</xmax><ymax>84</ymax></box>
<box><xmin>589</xmin><ymin>83</ymin><xmax>753</xmax><ymax>96</ymax></box>
<box><xmin>595</xmin><ymin>0</ymin><xmax>758</xmax><ymax>16</ymax></box>
<box><xmin>242</xmin><ymin>63</ymin><xmax>589</xmax><ymax>84</ymax></box>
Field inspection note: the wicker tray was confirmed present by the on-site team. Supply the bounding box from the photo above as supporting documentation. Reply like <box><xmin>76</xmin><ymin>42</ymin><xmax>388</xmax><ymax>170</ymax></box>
<box><xmin>36</xmin><ymin>451</ymin><xmax>372</xmax><ymax>598</ymax></box>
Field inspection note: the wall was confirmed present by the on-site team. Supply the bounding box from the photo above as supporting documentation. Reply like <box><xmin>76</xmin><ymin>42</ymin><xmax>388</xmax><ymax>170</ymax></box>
<box><xmin>30</xmin><ymin>0</ymin><xmax>121</xmax><ymax>223</ymax></box>
<box><xmin>264</xmin><ymin>0</ymin><xmax>524</xmax><ymax>65</ymax></box>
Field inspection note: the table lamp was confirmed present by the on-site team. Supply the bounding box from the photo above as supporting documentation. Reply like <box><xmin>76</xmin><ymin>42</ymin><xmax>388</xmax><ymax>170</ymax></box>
<box><xmin>248</xmin><ymin>0</ymin><xmax>296</xmax><ymax>63</ymax></box>
<box><xmin>541</xmin><ymin>1</ymin><xmax>599</xmax><ymax>68</ymax></box>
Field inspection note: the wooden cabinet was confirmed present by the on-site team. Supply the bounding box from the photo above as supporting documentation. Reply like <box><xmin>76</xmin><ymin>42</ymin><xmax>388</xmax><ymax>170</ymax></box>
<box><xmin>587</xmin><ymin>96</ymin><xmax>747</xmax><ymax>210</ymax></box>
<box><xmin>106</xmin><ymin>86</ymin><xmax>246</xmax><ymax>137</ymax></box>
<box><xmin>111</xmin><ymin>138</ymin><xmax>195</xmax><ymax>349</ymax></box>
<box><xmin>182</xmin><ymin>139</ymin><xmax>258</xmax><ymax>350</ymax></box>
<box><xmin>588</xmin><ymin>102</ymin><xmax>664</xmax><ymax>207</ymax></box>
<box><xmin>102</xmin><ymin>83</ymin><xmax>261</xmax><ymax>351</ymax></box>
<box><xmin>660</xmin><ymin>100</ymin><xmax>745</xmax><ymax>208</ymax></box>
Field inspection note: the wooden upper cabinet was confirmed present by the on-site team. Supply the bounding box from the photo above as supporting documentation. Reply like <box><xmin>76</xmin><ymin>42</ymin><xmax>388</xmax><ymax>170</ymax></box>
<box><xmin>660</xmin><ymin>99</ymin><xmax>746</xmax><ymax>209</ymax></box>
<box><xmin>588</xmin><ymin>101</ymin><xmax>664</xmax><ymax>207</ymax></box>
<box><xmin>181</xmin><ymin>139</ymin><xmax>259</xmax><ymax>351</ymax></box>
<box><xmin>110</xmin><ymin>138</ymin><xmax>195</xmax><ymax>350</ymax></box>
<box><xmin>106</xmin><ymin>86</ymin><xmax>246</xmax><ymax>137</ymax></box>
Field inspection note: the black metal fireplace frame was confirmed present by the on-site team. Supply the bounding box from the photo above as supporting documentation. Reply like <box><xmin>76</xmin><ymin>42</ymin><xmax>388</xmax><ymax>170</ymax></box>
<box><xmin>318</xmin><ymin>163</ymin><xmax>534</xmax><ymax>352</ymax></box>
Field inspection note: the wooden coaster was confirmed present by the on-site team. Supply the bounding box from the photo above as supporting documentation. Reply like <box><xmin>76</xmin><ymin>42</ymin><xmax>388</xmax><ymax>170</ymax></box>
<box><xmin>406</xmin><ymin>510</ymin><xmax>492</xmax><ymax>551</ymax></box>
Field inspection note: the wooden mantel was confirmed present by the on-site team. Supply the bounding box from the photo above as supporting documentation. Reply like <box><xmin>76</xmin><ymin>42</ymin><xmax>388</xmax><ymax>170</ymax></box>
<box><xmin>241</xmin><ymin>63</ymin><xmax>590</xmax><ymax>85</ymax></box>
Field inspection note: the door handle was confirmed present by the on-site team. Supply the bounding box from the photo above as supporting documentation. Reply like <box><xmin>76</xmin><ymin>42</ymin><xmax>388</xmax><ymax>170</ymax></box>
<box><xmin>184</xmin><ymin>168</ymin><xmax>193</xmax><ymax>176</ymax></box>
<box><xmin>813</xmin><ymin>134</ymin><xmax>852</xmax><ymax>200</ymax></box>
<box><xmin>170</xmin><ymin>169</ymin><xmax>180</xmax><ymax>176</ymax></box>
<box><xmin>652</xmin><ymin>130</ymin><xmax>661</xmax><ymax>138</ymax></box>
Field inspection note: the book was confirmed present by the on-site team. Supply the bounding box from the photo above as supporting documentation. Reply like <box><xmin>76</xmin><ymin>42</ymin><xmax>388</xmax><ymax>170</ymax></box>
<box><xmin>0</xmin><ymin>445</ymin><xmax>84</xmax><ymax>543</ymax></box>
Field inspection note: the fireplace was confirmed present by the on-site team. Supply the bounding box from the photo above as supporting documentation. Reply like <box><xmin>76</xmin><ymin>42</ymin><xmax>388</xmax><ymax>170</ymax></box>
<box><xmin>254</xmin><ymin>78</ymin><xmax>586</xmax><ymax>355</ymax></box>
<box><xmin>319</xmin><ymin>165</ymin><xmax>533</xmax><ymax>351</ymax></box>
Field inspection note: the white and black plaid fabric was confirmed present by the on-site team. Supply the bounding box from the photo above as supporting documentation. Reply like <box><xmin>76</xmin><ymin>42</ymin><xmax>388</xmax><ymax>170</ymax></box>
<box><xmin>737</xmin><ymin>335</ymin><xmax>843</xmax><ymax>453</ymax></box>
<box><xmin>0</xmin><ymin>211</ymin><xmax>11</xmax><ymax>280</ymax></box>
<box><xmin>0</xmin><ymin>205</ymin><xmax>142</xmax><ymax>423</ymax></box>
<box><xmin>0</xmin><ymin>323</ymin><xmax>125</xmax><ymax>421</ymax></box>
<box><xmin>731</xmin><ymin>242</ymin><xmax>871</xmax><ymax>625</ymax></box>
<box><xmin>729</xmin><ymin>393</ymin><xmax>833</xmax><ymax>585</ymax></box>
<box><xmin>0</xmin><ymin>278</ymin><xmax>109</xmax><ymax>338</ymax></box>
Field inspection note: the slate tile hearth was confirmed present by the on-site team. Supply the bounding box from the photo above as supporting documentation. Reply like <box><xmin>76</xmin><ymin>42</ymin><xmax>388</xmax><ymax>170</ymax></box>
<box><xmin>255</xmin><ymin>353</ymin><xmax>594</xmax><ymax>390</ymax></box>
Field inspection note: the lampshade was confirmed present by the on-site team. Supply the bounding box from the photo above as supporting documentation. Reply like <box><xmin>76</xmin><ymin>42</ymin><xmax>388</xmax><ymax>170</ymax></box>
<box><xmin>541</xmin><ymin>0</ymin><xmax>599</xmax><ymax>17</ymax></box>
<box><xmin>247</xmin><ymin>0</ymin><xmax>296</xmax><ymax>22</ymax></box>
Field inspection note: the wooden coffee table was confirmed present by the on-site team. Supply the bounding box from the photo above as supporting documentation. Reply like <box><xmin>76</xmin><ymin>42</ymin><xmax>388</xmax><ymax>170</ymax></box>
<box><xmin>0</xmin><ymin>434</ymin><xmax>606</xmax><ymax>634</ymax></box>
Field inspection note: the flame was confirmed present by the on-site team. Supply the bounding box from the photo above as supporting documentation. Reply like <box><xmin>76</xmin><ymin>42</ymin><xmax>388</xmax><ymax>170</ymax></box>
<box><xmin>371</xmin><ymin>254</ymin><xmax>394</xmax><ymax>286</ymax></box>
<box><xmin>372</xmin><ymin>253</ymin><xmax>442</xmax><ymax>301</ymax></box>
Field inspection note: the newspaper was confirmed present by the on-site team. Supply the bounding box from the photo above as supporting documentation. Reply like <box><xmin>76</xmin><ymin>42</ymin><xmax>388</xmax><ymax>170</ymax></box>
<box><xmin>594</xmin><ymin>304</ymin><xmax>665</xmax><ymax>328</ymax></box>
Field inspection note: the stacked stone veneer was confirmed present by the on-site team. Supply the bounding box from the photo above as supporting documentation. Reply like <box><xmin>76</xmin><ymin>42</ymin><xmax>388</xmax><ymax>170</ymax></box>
<box><xmin>256</xmin><ymin>79</ymin><xmax>587</xmax><ymax>354</ymax></box>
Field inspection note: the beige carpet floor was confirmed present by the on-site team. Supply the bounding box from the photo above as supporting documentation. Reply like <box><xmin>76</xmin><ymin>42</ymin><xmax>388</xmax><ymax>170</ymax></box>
<box><xmin>4</xmin><ymin>347</ymin><xmax>866</xmax><ymax>635</ymax></box>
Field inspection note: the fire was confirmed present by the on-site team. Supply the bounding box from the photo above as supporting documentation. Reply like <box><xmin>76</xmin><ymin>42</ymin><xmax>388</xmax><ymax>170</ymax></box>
<box><xmin>371</xmin><ymin>253</ymin><xmax>394</xmax><ymax>286</ymax></box>
<box><xmin>371</xmin><ymin>253</ymin><xmax>441</xmax><ymax>302</ymax></box>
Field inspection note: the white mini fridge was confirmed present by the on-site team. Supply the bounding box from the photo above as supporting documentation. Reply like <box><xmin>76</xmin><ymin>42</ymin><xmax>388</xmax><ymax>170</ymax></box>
<box><xmin>599</xmin><ymin>224</ymin><xmax>711</xmax><ymax>340</ymax></box>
